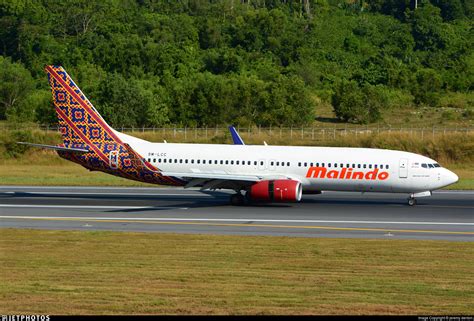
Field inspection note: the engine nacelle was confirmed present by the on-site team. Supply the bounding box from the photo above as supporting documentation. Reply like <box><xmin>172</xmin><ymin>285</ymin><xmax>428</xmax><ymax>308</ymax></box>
<box><xmin>248</xmin><ymin>179</ymin><xmax>302</xmax><ymax>203</ymax></box>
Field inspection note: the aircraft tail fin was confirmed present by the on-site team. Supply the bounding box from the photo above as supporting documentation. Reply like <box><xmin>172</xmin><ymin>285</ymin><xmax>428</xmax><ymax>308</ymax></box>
<box><xmin>44</xmin><ymin>65</ymin><xmax>123</xmax><ymax>148</ymax></box>
<box><xmin>229</xmin><ymin>126</ymin><xmax>245</xmax><ymax>145</ymax></box>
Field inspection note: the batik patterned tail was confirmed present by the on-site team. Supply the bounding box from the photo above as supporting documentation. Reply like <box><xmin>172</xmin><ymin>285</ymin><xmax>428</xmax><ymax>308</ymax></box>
<box><xmin>45</xmin><ymin>65</ymin><xmax>183</xmax><ymax>186</ymax></box>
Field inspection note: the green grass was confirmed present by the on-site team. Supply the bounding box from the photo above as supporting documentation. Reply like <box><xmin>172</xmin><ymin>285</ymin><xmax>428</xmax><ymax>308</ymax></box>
<box><xmin>0</xmin><ymin>229</ymin><xmax>472</xmax><ymax>315</ymax></box>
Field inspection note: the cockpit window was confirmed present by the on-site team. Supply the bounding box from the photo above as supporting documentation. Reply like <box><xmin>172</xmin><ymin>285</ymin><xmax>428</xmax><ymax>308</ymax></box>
<box><xmin>421</xmin><ymin>164</ymin><xmax>428</xmax><ymax>168</ymax></box>
<box><xmin>428</xmin><ymin>164</ymin><xmax>435</xmax><ymax>168</ymax></box>
<box><xmin>433</xmin><ymin>163</ymin><xmax>441</xmax><ymax>168</ymax></box>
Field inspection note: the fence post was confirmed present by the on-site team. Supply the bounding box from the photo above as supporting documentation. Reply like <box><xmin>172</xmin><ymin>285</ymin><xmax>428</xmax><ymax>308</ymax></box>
<box><xmin>290</xmin><ymin>126</ymin><xmax>293</xmax><ymax>138</ymax></box>
<box><xmin>312</xmin><ymin>126</ymin><xmax>314</xmax><ymax>140</ymax></box>
<box><xmin>184</xmin><ymin>127</ymin><xmax>187</xmax><ymax>140</ymax></box>
<box><xmin>301</xmin><ymin>127</ymin><xmax>304</xmax><ymax>139</ymax></box>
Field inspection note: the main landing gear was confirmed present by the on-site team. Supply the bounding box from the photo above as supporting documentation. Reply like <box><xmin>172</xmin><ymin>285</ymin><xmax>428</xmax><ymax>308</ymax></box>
<box><xmin>407</xmin><ymin>196</ymin><xmax>417</xmax><ymax>206</ymax></box>
<box><xmin>230</xmin><ymin>193</ymin><xmax>246</xmax><ymax>206</ymax></box>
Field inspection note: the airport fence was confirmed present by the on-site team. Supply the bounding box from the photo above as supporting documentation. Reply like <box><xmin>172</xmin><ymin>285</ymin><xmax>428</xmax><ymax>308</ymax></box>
<box><xmin>1</xmin><ymin>123</ymin><xmax>473</xmax><ymax>143</ymax></box>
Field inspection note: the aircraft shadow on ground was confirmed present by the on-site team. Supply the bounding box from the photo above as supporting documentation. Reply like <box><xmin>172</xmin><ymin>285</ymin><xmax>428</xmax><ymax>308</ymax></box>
<box><xmin>0</xmin><ymin>191</ymin><xmax>418</xmax><ymax>210</ymax></box>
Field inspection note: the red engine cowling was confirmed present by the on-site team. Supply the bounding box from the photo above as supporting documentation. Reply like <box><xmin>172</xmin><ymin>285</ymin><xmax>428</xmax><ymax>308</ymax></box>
<box><xmin>248</xmin><ymin>179</ymin><xmax>302</xmax><ymax>202</ymax></box>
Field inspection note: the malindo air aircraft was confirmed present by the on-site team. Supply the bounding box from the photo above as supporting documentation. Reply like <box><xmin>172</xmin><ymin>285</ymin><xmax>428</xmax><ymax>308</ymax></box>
<box><xmin>20</xmin><ymin>65</ymin><xmax>459</xmax><ymax>206</ymax></box>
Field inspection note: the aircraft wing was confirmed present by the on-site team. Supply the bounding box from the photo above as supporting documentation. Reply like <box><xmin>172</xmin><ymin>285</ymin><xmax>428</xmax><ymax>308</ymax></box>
<box><xmin>161</xmin><ymin>171</ymin><xmax>292</xmax><ymax>190</ymax></box>
<box><xmin>17</xmin><ymin>142</ymin><xmax>90</xmax><ymax>153</ymax></box>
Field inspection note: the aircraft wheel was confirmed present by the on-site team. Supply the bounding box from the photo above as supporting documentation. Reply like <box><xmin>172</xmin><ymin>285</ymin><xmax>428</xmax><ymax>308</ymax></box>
<box><xmin>230</xmin><ymin>193</ymin><xmax>245</xmax><ymax>206</ymax></box>
<box><xmin>408</xmin><ymin>198</ymin><xmax>417</xmax><ymax>206</ymax></box>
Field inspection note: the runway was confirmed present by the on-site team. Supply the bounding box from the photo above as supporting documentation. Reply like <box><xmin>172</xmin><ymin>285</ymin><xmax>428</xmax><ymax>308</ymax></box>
<box><xmin>0</xmin><ymin>186</ymin><xmax>472</xmax><ymax>241</ymax></box>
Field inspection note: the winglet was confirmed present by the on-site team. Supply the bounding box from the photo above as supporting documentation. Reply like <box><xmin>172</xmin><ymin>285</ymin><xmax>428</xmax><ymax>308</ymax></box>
<box><xmin>229</xmin><ymin>126</ymin><xmax>245</xmax><ymax>145</ymax></box>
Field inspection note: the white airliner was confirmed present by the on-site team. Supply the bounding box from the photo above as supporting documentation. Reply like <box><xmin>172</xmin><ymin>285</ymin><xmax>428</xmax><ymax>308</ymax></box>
<box><xmin>20</xmin><ymin>66</ymin><xmax>459</xmax><ymax>206</ymax></box>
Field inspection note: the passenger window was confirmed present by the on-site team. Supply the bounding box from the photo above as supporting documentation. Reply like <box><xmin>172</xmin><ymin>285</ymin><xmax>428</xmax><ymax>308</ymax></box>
<box><xmin>225</xmin><ymin>160</ymin><xmax>229</xmax><ymax>165</ymax></box>
<box><xmin>174</xmin><ymin>159</ymin><xmax>178</xmax><ymax>163</ymax></box>
<box><xmin>220</xmin><ymin>160</ymin><xmax>223</xmax><ymax>165</ymax></box>
<box><xmin>298</xmin><ymin>162</ymin><xmax>301</xmax><ymax>167</ymax></box>
<box><xmin>248</xmin><ymin>161</ymin><xmax>251</xmax><ymax>165</ymax></box>
<box><xmin>304</xmin><ymin>162</ymin><xmax>307</xmax><ymax>167</ymax></box>
<box><xmin>231</xmin><ymin>160</ymin><xmax>234</xmax><ymax>165</ymax></box>
<box><xmin>191</xmin><ymin>160</ymin><xmax>194</xmax><ymax>164</ymax></box>
<box><xmin>310</xmin><ymin>162</ymin><xmax>313</xmax><ymax>167</ymax></box>
<box><xmin>386</xmin><ymin>165</ymin><xmax>389</xmax><ymax>169</ymax></box>
<box><xmin>316</xmin><ymin>163</ymin><xmax>319</xmax><ymax>167</ymax></box>
<box><xmin>328</xmin><ymin>163</ymin><xmax>331</xmax><ymax>168</ymax></box>
<box><xmin>185</xmin><ymin>159</ymin><xmax>188</xmax><ymax>164</ymax></box>
<box><xmin>287</xmin><ymin>162</ymin><xmax>290</xmax><ymax>166</ymax></box>
<box><xmin>363</xmin><ymin>164</ymin><xmax>366</xmax><ymax>169</ymax></box>
<box><xmin>276</xmin><ymin>162</ymin><xmax>280</xmax><ymax>166</ymax></box>
<box><xmin>260</xmin><ymin>161</ymin><xmax>264</xmax><ymax>166</ymax></box>
<box><xmin>179</xmin><ymin>159</ymin><xmax>183</xmax><ymax>164</ymax></box>
<box><xmin>374</xmin><ymin>164</ymin><xmax>377</xmax><ymax>169</ymax></box>
<box><xmin>369</xmin><ymin>164</ymin><xmax>372</xmax><ymax>169</ymax></box>
<box><xmin>236</xmin><ymin>161</ymin><xmax>240</xmax><ymax>165</ymax></box>
<box><xmin>357</xmin><ymin>164</ymin><xmax>361</xmax><ymax>169</ymax></box>
<box><xmin>322</xmin><ymin>163</ymin><xmax>325</xmax><ymax>167</ymax></box>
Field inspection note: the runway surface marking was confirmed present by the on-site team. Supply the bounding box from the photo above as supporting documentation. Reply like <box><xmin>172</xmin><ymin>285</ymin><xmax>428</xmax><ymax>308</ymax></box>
<box><xmin>0</xmin><ymin>205</ymin><xmax>189</xmax><ymax>210</ymax></box>
<box><xmin>1</xmin><ymin>216</ymin><xmax>472</xmax><ymax>226</ymax></box>
<box><xmin>2</xmin><ymin>191</ymin><xmax>211</xmax><ymax>197</ymax></box>
<box><xmin>1</xmin><ymin>216</ymin><xmax>472</xmax><ymax>235</ymax></box>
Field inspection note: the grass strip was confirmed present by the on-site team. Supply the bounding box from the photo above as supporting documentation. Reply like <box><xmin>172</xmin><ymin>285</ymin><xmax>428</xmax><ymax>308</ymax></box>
<box><xmin>0</xmin><ymin>229</ymin><xmax>472</xmax><ymax>315</ymax></box>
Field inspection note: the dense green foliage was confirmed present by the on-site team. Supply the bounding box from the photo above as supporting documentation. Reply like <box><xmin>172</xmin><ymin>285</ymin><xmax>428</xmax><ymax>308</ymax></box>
<box><xmin>0</xmin><ymin>0</ymin><xmax>472</xmax><ymax>126</ymax></box>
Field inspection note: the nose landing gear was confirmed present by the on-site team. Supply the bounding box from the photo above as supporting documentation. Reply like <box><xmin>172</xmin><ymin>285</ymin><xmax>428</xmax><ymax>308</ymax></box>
<box><xmin>407</xmin><ymin>191</ymin><xmax>432</xmax><ymax>206</ymax></box>
<box><xmin>407</xmin><ymin>196</ymin><xmax>417</xmax><ymax>206</ymax></box>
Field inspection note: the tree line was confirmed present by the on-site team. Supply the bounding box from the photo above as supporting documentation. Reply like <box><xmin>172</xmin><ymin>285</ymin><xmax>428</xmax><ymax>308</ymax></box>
<box><xmin>0</xmin><ymin>0</ymin><xmax>472</xmax><ymax>127</ymax></box>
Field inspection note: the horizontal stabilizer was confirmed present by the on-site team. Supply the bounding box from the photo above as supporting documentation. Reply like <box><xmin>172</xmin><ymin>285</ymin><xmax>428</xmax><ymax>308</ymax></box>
<box><xmin>17</xmin><ymin>142</ymin><xmax>90</xmax><ymax>153</ymax></box>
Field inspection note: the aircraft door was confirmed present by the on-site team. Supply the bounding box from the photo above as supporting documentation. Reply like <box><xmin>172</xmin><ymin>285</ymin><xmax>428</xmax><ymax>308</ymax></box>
<box><xmin>109</xmin><ymin>150</ymin><xmax>119</xmax><ymax>169</ymax></box>
<box><xmin>399</xmin><ymin>158</ymin><xmax>408</xmax><ymax>178</ymax></box>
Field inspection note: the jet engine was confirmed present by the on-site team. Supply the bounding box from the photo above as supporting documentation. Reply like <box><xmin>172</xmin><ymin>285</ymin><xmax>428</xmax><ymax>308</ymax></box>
<box><xmin>247</xmin><ymin>179</ymin><xmax>302</xmax><ymax>202</ymax></box>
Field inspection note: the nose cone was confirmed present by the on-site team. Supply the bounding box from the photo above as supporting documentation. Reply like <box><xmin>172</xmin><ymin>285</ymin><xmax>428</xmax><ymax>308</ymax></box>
<box><xmin>445</xmin><ymin>169</ymin><xmax>459</xmax><ymax>186</ymax></box>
